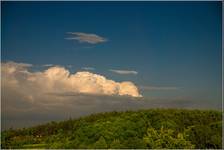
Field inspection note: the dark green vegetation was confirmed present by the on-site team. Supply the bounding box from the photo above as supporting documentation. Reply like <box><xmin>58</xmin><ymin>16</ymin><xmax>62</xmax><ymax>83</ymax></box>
<box><xmin>1</xmin><ymin>109</ymin><xmax>222</xmax><ymax>149</ymax></box>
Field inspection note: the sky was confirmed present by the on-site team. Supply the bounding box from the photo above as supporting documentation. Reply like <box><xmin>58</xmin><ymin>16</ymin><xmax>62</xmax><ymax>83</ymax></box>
<box><xmin>1</xmin><ymin>1</ymin><xmax>222</xmax><ymax>129</ymax></box>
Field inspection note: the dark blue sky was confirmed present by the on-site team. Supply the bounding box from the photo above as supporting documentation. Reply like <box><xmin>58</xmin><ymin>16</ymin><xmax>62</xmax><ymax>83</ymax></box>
<box><xmin>1</xmin><ymin>1</ymin><xmax>222</xmax><ymax>102</ymax></box>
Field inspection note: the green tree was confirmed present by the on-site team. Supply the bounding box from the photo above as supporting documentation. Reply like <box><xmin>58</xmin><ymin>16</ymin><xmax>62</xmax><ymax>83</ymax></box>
<box><xmin>93</xmin><ymin>136</ymin><xmax>107</xmax><ymax>149</ymax></box>
<box><xmin>123</xmin><ymin>137</ymin><xmax>147</xmax><ymax>149</ymax></box>
<box><xmin>143</xmin><ymin>127</ymin><xmax>194</xmax><ymax>149</ymax></box>
<box><xmin>184</xmin><ymin>122</ymin><xmax>222</xmax><ymax>149</ymax></box>
<box><xmin>110</xmin><ymin>139</ymin><xmax>123</xmax><ymax>149</ymax></box>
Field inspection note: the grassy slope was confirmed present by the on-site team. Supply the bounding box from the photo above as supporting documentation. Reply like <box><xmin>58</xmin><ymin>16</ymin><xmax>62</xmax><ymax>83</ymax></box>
<box><xmin>1</xmin><ymin>109</ymin><xmax>222</xmax><ymax>149</ymax></box>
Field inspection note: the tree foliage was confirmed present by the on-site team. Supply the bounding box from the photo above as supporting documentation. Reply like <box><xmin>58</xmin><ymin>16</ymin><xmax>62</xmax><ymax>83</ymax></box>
<box><xmin>1</xmin><ymin>109</ymin><xmax>222</xmax><ymax>149</ymax></box>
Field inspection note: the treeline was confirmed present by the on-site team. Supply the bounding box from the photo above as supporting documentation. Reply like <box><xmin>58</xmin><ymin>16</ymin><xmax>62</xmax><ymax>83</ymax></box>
<box><xmin>1</xmin><ymin>109</ymin><xmax>222</xmax><ymax>149</ymax></box>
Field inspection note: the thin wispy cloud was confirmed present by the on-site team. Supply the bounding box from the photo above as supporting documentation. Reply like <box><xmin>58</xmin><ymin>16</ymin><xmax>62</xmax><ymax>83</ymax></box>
<box><xmin>109</xmin><ymin>69</ymin><xmax>138</xmax><ymax>75</ymax></box>
<box><xmin>65</xmin><ymin>32</ymin><xmax>107</xmax><ymax>44</ymax></box>
<box><xmin>43</xmin><ymin>64</ymin><xmax>54</xmax><ymax>67</ymax></box>
<box><xmin>140</xmin><ymin>86</ymin><xmax>179</xmax><ymax>91</ymax></box>
<box><xmin>67</xmin><ymin>65</ymin><xmax>72</xmax><ymax>68</ymax></box>
<box><xmin>82</xmin><ymin>67</ymin><xmax>95</xmax><ymax>71</ymax></box>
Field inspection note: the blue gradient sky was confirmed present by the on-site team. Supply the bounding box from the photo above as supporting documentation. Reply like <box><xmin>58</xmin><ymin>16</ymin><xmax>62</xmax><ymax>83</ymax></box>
<box><xmin>2</xmin><ymin>1</ymin><xmax>222</xmax><ymax>102</ymax></box>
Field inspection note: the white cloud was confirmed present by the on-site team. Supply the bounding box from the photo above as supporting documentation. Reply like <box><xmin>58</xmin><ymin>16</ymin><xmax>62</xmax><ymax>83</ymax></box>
<box><xmin>2</xmin><ymin>62</ymin><xmax>142</xmax><ymax>103</ymax></box>
<box><xmin>140</xmin><ymin>86</ymin><xmax>179</xmax><ymax>91</ymax></box>
<box><xmin>109</xmin><ymin>69</ymin><xmax>138</xmax><ymax>75</ymax></box>
<box><xmin>2</xmin><ymin>61</ymin><xmax>33</xmax><ymax>69</ymax></box>
<box><xmin>65</xmin><ymin>32</ymin><xmax>107</xmax><ymax>44</ymax></box>
<box><xmin>82</xmin><ymin>67</ymin><xmax>95</xmax><ymax>71</ymax></box>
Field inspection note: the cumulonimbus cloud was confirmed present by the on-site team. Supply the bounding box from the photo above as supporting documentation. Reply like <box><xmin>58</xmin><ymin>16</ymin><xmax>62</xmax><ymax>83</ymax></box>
<box><xmin>65</xmin><ymin>32</ymin><xmax>107</xmax><ymax>44</ymax></box>
<box><xmin>2</xmin><ymin>62</ymin><xmax>142</xmax><ymax>102</ymax></box>
<box><xmin>109</xmin><ymin>69</ymin><xmax>138</xmax><ymax>75</ymax></box>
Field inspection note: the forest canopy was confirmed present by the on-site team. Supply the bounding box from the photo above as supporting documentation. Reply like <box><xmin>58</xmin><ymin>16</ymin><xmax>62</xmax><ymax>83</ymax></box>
<box><xmin>1</xmin><ymin>109</ymin><xmax>222</xmax><ymax>149</ymax></box>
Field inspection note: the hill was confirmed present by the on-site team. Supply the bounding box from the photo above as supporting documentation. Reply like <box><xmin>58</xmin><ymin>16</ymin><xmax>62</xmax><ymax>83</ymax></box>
<box><xmin>1</xmin><ymin>109</ymin><xmax>222</xmax><ymax>149</ymax></box>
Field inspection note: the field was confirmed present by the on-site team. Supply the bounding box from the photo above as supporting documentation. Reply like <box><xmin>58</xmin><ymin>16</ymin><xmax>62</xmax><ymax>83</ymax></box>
<box><xmin>1</xmin><ymin>109</ymin><xmax>222</xmax><ymax>149</ymax></box>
